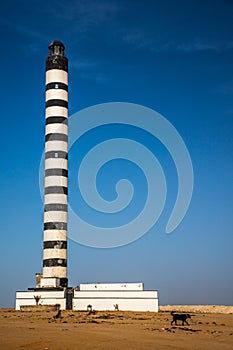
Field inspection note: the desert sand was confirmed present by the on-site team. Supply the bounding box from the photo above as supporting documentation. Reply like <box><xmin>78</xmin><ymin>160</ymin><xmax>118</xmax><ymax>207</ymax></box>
<box><xmin>0</xmin><ymin>306</ymin><xmax>232</xmax><ymax>350</ymax></box>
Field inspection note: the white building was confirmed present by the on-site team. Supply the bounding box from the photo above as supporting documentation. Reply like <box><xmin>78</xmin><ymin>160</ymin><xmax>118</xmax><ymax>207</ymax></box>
<box><xmin>73</xmin><ymin>283</ymin><xmax>158</xmax><ymax>312</ymax></box>
<box><xmin>16</xmin><ymin>283</ymin><xmax>158</xmax><ymax>312</ymax></box>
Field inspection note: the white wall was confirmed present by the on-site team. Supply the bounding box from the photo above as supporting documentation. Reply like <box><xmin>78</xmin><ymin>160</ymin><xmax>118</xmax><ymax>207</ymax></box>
<box><xmin>15</xmin><ymin>289</ymin><xmax>159</xmax><ymax>312</ymax></box>
<box><xmin>74</xmin><ymin>290</ymin><xmax>158</xmax><ymax>298</ymax></box>
<box><xmin>79</xmin><ymin>283</ymin><xmax>144</xmax><ymax>291</ymax></box>
<box><xmin>73</xmin><ymin>297</ymin><xmax>158</xmax><ymax>312</ymax></box>
<box><xmin>73</xmin><ymin>290</ymin><xmax>158</xmax><ymax>312</ymax></box>
<box><xmin>15</xmin><ymin>291</ymin><xmax>66</xmax><ymax>310</ymax></box>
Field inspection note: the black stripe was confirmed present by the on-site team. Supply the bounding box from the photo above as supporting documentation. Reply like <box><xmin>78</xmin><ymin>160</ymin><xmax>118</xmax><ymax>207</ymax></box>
<box><xmin>46</xmin><ymin>82</ymin><xmax>68</xmax><ymax>91</ymax></box>
<box><xmin>46</xmin><ymin>133</ymin><xmax>68</xmax><ymax>142</ymax></box>
<box><xmin>44</xmin><ymin>203</ymin><xmax>68</xmax><ymax>212</ymax></box>
<box><xmin>45</xmin><ymin>151</ymin><xmax>68</xmax><ymax>159</ymax></box>
<box><xmin>60</xmin><ymin>278</ymin><xmax>68</xmax><ymax>287</ymax></box>
<box><xmin>44</xmin><ymin>241</ymin><xmax>67</xmax><ymax>249</ymax></box>
<box><xmin>45</xmin><ymin>186</ymin><xmax>68</xmax><ymax>195</ymax></box>
<box><xmin>46</xmin><ymin>55</ymin><xmax>68</xmax><ymax>72</ymax></box>
<box><xmin>46</xmin><ymin>99</ymin><xmax>68</xmax><ymax>108</ymax></box>
<box><xmin>44</xmin><ymin>222</ymin><xmax>67</xmax><ymax>230</ymax></box>
<box><xmin>46</xmin><ymin>117</ymin><xmax>68</xmax><ymax>125</ymax></box>
<box><xmin>43</xmin><ymin>258</ymin><xmax>67</xmax><ymax>267</ymax></box>
<box><xmin>45</xmin><ymin>169</ymin><xmax>68</xmax><ymax>177</ymax></box>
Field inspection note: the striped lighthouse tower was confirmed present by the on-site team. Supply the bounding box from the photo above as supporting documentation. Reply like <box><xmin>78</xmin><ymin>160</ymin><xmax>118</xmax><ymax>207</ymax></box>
<box><xmin>42</xmin><ymin>40</ymin><xmax>68</xmax><ymax>288</ymax></box>
<box><xmin>15</xmin><ymin>40</ymin><xmax>160</xmax><ymax>312</ymax></box>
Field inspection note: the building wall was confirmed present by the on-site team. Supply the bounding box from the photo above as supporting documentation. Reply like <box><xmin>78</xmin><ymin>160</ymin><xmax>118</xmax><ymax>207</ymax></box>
<box><xmin>15</xmin><ymin>289</ymin><xmax>159</xmax><ymax>312</ymax></box>
<box><xmin>73</xmin><ymin>290</ymin><xmax>158</xmax><ymax>312</ymax></box>
<box><xmin>15</xmin><ymin>291</ymin><xmax>66</xmax><ymax>310</ymax></box>
<box><xmin>79</xmin><ymin>283</ymin><xmax>144</xmax><ymax>291</ymax></box>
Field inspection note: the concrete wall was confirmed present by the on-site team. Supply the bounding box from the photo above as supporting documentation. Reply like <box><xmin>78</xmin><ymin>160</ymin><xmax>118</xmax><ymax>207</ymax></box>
<box><xmin>15</xmin><ymin>291</ymin><xmax>66</xmax><ymax>310</ymax></box>
<box><xmin>15</xmin><ymin>288</ymin><xmax>159</xmax><ymax>312</ymax></box>
<box><xmin>73</xmin><ymin>290</ymin><xmax>158</xmax><ymax>312</ymax></box>
<box><xmin>40</xmin><ymin>278</ymin><xmax>60</xmax><ymax>288</ymax></box>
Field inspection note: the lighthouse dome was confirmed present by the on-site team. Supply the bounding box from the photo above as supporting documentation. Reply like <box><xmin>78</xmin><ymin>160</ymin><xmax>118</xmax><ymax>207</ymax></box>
<box><xmin>48</xmin><ymin>40</ymin><xmax>65</xmax><ymax>56</ymax></box>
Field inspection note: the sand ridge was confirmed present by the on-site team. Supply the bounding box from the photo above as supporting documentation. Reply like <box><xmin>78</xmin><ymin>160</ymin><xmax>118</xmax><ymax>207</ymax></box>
<box><xmin>159</xmin><ymin>305</ymin><xmax>233</xmax><ymax>314</ymax></box>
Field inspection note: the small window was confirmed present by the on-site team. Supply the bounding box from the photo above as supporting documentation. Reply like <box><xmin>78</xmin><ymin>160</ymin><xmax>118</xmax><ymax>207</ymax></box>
<box><xmin>54</xmin><ymin>152</ymin><xmax>58</xmax><ymax>158</ymax></box>
<box><xmin>55</xmin><ymin>83</ymin><xmax>59</xmax><ymax>89</ymax></box>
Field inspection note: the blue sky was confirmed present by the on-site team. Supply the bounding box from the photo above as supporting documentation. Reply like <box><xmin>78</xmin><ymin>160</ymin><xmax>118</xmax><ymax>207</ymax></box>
<box><xmin>1</xmin><ymin>0</ymin><xmax>233</xmax><ymax>307</ymax></box>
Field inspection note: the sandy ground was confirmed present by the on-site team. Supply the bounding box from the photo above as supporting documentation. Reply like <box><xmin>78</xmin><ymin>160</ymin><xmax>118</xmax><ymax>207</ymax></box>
<box><xmin>0</xmin><ymin>307</ymin><xmax>233</xmax><ymax>350</ymax></box>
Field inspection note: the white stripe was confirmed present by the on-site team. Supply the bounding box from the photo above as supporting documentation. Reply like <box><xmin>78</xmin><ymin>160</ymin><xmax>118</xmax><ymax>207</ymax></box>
<box><xmin>43</xmin><ymin>249</ymin><xmax>67</xmax><ymax>260</ymax></box>
<box><xmin>45</xmin><ymin>158</ymin><xmax>68</xmax><ymax>169</ymax></box>
<box><xmin>45</xmin><ymin>176</ymin><xmax>67</xmax><ymax>187</ymax></box>
<box><xmin>46</xmin><ymin>123</ymin><xmax>68</xmax><ymax>135</ymax></box>
<box><xmin>45</xmin><ymin>141</ymin><xmax>67</xmax><ymax>152</ymax></box>
<box><xmin>46</xmin><ymin>89</ymin><xmax>68</xmax><ymax>101</ymax></box>
<box><xmin>44</xmin><ymin>194</ymin><xmax>67</xmax><ymax>204</ymax></box>
<box><xmin>46</xmin><ymin>106</ymin><xmax>68</xmax><ymax>117</ymax></box>
<box><xmin>44</xmin><ymin>230</ymin><xmax>67</xmax><ymax>241</ymax></box>
<box><xmin>46</xmin><ymin>69</ymin><xmax>68</xmax><ymax>84</ymax></box>
<box><xmin>43</xmin><ymin>266</ymin><xmax>67</xmax><ymax>278</ymax></box>
<box><xmin>44</xmin><ymin>211</ymin><xmax>67</xmax><ymax>223</ymax></box>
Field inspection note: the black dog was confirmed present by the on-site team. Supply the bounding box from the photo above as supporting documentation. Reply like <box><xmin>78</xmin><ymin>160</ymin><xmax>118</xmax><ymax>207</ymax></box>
<box><xmin>171</xmin><ymin>311</ymin><xmax>191</xmax><ymax>326</ymax></box>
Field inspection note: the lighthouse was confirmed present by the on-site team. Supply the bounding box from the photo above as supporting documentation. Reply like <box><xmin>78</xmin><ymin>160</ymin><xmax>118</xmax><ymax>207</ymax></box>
<box><xmin>15</xmin><ymin>41</ymin><xmax>159</xmax><ymax>311</ymax></box>
<box><xmin>42</xmin><ymin>40</ymin><xmax>68</xmax><ymax>288</ymax></box>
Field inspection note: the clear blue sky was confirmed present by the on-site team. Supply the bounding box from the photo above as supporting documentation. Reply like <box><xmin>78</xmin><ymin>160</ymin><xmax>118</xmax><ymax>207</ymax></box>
<box><xmin>1</xmin><ymin>0</ymin><xmax>233</xmax><ymax>307</ymax></box>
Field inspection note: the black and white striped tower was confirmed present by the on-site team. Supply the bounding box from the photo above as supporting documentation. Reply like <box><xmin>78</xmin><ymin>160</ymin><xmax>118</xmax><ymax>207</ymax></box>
<box><xmin>43</xmin><ymin>40</ymin><xmax>68</xmax><ymax>288</ymax></box>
